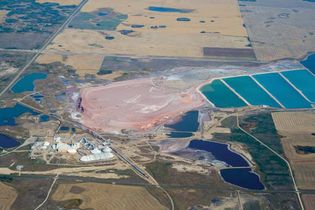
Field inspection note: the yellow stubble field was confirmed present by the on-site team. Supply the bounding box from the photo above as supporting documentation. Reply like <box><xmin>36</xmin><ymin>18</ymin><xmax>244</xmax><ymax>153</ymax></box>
<box><xmin>52</xmin><ymin>182</ymin><xmax>168</xmax><ymax>210</ymax></box>
<box><xmin>45</xmin><ymin>0</ymin><xmax>249</xmax><ymax>58</ymax></box>
<box><xmin>272</xmin><ymin>112</ymin><xmax>315</xmax><ymax>190</ymax></box>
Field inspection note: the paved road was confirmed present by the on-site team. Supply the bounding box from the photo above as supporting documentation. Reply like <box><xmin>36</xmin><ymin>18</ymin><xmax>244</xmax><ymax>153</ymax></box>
<box><xmin>0</xmin><ymin>0</ymin><xmax>88</xmax><ymax>98</ymax></box>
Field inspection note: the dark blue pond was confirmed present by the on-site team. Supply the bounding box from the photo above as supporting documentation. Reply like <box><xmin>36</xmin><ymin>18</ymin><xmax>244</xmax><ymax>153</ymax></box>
<box><xmin>148</xmin><ymin>6</ymin><xmax>193</xmax><ymax>13</ymax></box>
<box><xmin>220</xmin><ymin>168</ymin><xmax>264</xmax><ymax>190</ymax></box>
<box><xmin>188</xmin><ymin>140</ymin><xmax>249</xmax><ymax>167</ymax></box>
<box><xmin>11</xmin><ymin>72</ymin><xmax>47</xmax><ymax>93</ymax></box>
<box><xmin>301</xmin><ymin>53</ymin><xmax>315</xmax><ymax>74</ymax></box>
<box><xmin>0</xmin><ymin>134</ymin><xmax>20</xmax><ymax>148</ymax></box>
<box><xmin>0</xmin><ymin>103</ymin><xmax>39</xmax><ymax>126</ymax></box>
<box><xmin>166</xmin><ymin>111</ymin><xmax>199</xmax><ymax>132</ymax></box>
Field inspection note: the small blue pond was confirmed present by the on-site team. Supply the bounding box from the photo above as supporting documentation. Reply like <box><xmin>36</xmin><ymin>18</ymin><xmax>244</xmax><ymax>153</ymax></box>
<box><xmin>301</xmin><ymin>53</ymin><xmax>315</xmax><ymax>74</ymax></box>
<box><xmin>150</xmin><ymin>25</ymin><xmax>167</xmax><ymax>29</ymax></box>
<box><xmin>131</xmin><ymin>24</ymin><xmax>144</xmax><ymax>28</ymax></box>
<box><xmin>148</xmin><ymin>6</ymin><xmax>193</xmax><ymax>13</ymax></box>
<box><xmin>11</xmin><ymin>72</ymin><xmax>47</xmax><ymax>93</ymax></box>
<box><xmin>59</xmin><ymin>126</ymin><xmax>70</xmax><ymax>132</ymax></box>
<box><xmin>220</xmin><ymin>168</ymin><xmax>265</xmax><ymax>190</ymax></box>
<box><xmin>31</xmin><ymin>93</ymin><xmax>44</xmax><ymax>103</ymax></box>
<box><xmin>176</xmin><ymin>17</ymin><xmax>191</xmax><ymax>22</ymax></box>
<box><xmin>105</xmin><ymin>35</ymin><xmax>115</xmax><ymax>40</ymax></box>
<box><xmin>188</xmin><ymin>140</ymin><xmax>249</xmax><ymax>167</ymax></box>
<box><xmin>0</xmin><ymin>103</ymin><xmax>39</xmax><ymax>126</ymax></box>
<box><xmin>39</xmin><ymin>115</ymin><xmax>50</xmax><ymax>122</ymax></box>
<box><xmin>0</xmin><ymin>133</ymin><xmax>20</xmax><ymax>148</ymax></box>
<box><xmin>119</xmin><ymin>30</ymin><xmax>135</xmax><ymax>35</ymax></box>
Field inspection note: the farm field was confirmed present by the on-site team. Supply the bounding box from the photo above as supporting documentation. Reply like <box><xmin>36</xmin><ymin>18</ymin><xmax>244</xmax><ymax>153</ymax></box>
<box><xmin>272</xmin><ymin>111</ymin><xmax>315</xmax><ymax>189</ymax></box>
<box><xmin>50</xmin><ymin>182</ymin><xmax>168</xmax><ymax>210</ymax></box>
<box><xmin>0</xmin><ymin>0</ymin><xmax>78</xmax><ymax>49</ymax></box>
<box><xmin>0</xmin><ymin>182</ymin><xmax>17</xmax><ymax>210</ymax></box>
<box><xmin>302</xmin><ymin>194</ymin><xmax>315</xmax><ymax>210</ymax></box>
<box><xmin>44</xmin><ymin>0</ymin><xmax>251</xmax><ymax>58</ymax></box>
<box><xmin>239</xmin><ymin>0</ymin><xmax>315</xmax><ymax>61</ymax></box>
<box><xmin>36</xmin><ymin>53</ymin><xmax>104</xmax><ymax>78</ymax></box>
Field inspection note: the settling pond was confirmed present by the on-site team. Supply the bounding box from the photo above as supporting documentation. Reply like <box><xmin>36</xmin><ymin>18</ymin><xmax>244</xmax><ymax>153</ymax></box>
<box><xmin>0</xmin><ymin>133</ymin><xmax>20</xmax><ymax>148</ymax></box>
<box><xmin>220</xmin><ymin>168</ymin><xmax>264</xmax><ymax>190</ymax></box>
<box><xmin>0</xmin><ymin>103</ymin><xmax>39</xmax><ymax>126</ymax></box>
<box><xmin>166</xmin><ymin>111</ymin><xmax>199</xmax><ymax>138</ymax></box>
<box><xmin>11</xmin><ymin>72</ymin><xmax>47</xmax><ymax>93</ymax></box>
<box><xmin>0</xmin><ymin>103</ymin><xmax>39</xmax><ymax>148</ymax></box>
<box><xmin>188</xmin><ymin>139</ymin><xmax>264</xmax><ymax>190</ymax></box>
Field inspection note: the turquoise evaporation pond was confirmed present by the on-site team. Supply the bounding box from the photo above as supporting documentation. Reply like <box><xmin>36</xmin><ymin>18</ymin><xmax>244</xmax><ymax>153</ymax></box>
<box><xmin>223</xmin><ymin>76</ymin><xmax>281</xmax><ymax>108</ymax></box>
<box><xmin>281</xmin><ymin>70</ymin><xmax>315</xmax><ymax>102</ymax></box>
<box><xmin>301</xmin><ymin>53</ymin><xmax>315</xmax><ymax>74</ymax></box>
<box><xmin>200</xmin><ymin>80</ymin><xmax>247</xmax><ymax>108</ymax></box>
<box><xmin>253</xmin><ymin>73</ymin><xmax>312</xmax><ymax>109</ymax></box>
<box><xmin>11</xmin><ymin>72</ymin><xmax>47</xmax><ymax>93</ymax></box>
